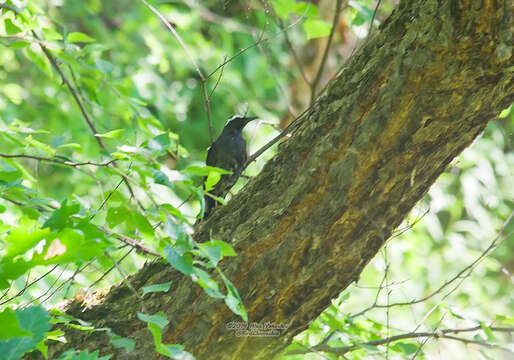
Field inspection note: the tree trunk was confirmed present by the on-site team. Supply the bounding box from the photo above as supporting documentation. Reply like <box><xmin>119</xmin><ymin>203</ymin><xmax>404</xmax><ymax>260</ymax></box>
<box><xmin>45</xmin><ymin>0</ymin><xmax>513</xmax><ymax>359</ymax></box>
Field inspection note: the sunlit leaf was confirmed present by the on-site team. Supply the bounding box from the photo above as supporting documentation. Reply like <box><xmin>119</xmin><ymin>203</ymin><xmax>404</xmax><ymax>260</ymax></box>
<box><xmin>67</xmin><ymin>31</ymin><xmax>95</xmax><ymax>43</ymax></box>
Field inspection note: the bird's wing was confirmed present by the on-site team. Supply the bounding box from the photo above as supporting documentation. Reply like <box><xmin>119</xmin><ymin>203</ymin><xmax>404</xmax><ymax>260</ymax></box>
<box><xmin>206</xmin><ymin>143</ymin><xmax>218</xmax><ymax>167</ymax></box>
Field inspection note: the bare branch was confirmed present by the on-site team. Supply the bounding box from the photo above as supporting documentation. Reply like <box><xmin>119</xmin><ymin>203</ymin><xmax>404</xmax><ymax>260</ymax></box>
<box><xmin>104</xmin><ymin>251</ymin><xmax>148</xmax><ymax>313</ymax></box>
<box><xmin>310</xmin><ymin>0</ymin><xmax>343</xmax><ymax>105</ymax></box>
<box><xmin>366</xmin><ymin>0</ymin><xmax>383</xmax><ymax>41</ymax></box>
<box><xmin>86</xmin><ymin>249</ymin><xmax>133</xmax><ymax>293</ymax></box>
<box><xmin>140</xmin><ymin>0</ymin><xmax>216</xmax><ymax>143</ymax></box>
<box><xmin>0</xmin><ymin>153</ymin><xmax>116</xmax><ymax>167</ymax></box>
<box><xmin>289</xmin><ymin>326</ymin><xmax>514</xmax><ymax>356</ymax></box>
<box><xmin>0</xmin><ymin>265</ymin><xmax>59</xmax><ymax>306</ymax></box>
<box><xmin>98</xmin><ymin>227</ymin><xmax>161</xmax><ymax>257</ymax></box>
<box><xmin>261</xmin><ymin>0</ymin><xmax>311</xmax><ymax>85</ymax></box>
<box><xmin>349</xmin><ymin>209</ymin><xmax>514</xmax><ymax>318</ymax></box>
<box><xmin>206</xmin><ymin>9</ymin><xmax>310</xmax><ymax>80</ymax></box>
<box><xmin>36</xmin><ymin>38</ymin><xmax>106</xmax><ymax>149</ymax></box>
<box><xmin>244</xmin><ymin>104</ymin><xmax>313</xmax><ymax>167</ymax></box>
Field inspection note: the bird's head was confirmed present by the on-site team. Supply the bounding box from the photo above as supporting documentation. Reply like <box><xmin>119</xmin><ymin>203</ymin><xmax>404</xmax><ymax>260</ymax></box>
<box><xmin>225</xmin><ymin>115</ymin><xmax>258</xmax><ymax>131</ymax></box>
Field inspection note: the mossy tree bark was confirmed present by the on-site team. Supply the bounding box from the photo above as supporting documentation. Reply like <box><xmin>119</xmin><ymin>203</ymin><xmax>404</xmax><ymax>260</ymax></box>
<box><xmin>44</xmin><ymin>0</ymin><xmax>513</xmax><ymax>359</ymax></box>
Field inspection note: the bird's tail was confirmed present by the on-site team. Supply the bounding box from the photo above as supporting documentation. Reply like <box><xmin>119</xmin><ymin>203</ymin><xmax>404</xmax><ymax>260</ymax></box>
<box><xmin>204</xmin><ymin>194</ymin><xmax>215</xmax><ymax>219</ymax></box>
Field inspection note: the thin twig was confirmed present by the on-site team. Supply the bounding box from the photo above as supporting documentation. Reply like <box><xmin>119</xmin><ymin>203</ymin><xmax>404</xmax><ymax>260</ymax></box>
<box><xmin>139</xmin><ymin>0</ymin><xmax>215</xmax><ymax>143</ymax></box>
<box><xmin>243</xmin><ymin>103</ymin><xmax>313</xmax><ymax>168</ymax></box>
<box><xmin>310</xmin><ymin>0</ymin><xmax>343</xmax><ymax>106</ymax></box>
<box><xmin>0</xmin><ymin>2</ymin><xmax>19</xmax><ymax>14</ymax></box>
<box><xmin>98</xmin><ymin>226</ymin><xmax>161</xmax><ymax>257</ymax></box>
<box><xmin>254</xmin><ymin>30</ymin><xmax>297</xmax><ymax>118</ymax></box>
<box><xmin>366</xmin><ymin>0</ymin><xmax>383</xmax><ymax>42</ymax></box>
<box><xmin>38</xmin><ymin>40</ymin><xmax>105</xmax><ymax>149</ymax></box>
<box><xmin>0</xmin><ymin>265</ymin><xmax>59</xmax><ymax>306</ymax></box>
<box><xmin>0</xmin><ymin>153</ymin><xmax>116</xmax><ymax>167</ymax></box>
<box><xmin>288</xmin><ymin>326</ymin><xmax>514</xmax><ymax>355</ymax></box>
<box><xmin>20</xmin><ymin>265</ymin><xmax>70</xmax><ymax>308</ymax></box>
<box><xmin>261</xmin><ymin>0</ymin><xmax>310</xmax><ymax>85</ymax></box>
<box><xmin>209</xmin><ymin>56</ymin><xmax>227</xmax><ymax>98</ymax></box>
<box><xmin>207</xmin><ymin>8</ymin><xmax>311</xmax><ymax>80</ymax></box>
<box><xmin>1</xmin><ymin>2</ymin><xmax>104</xmax><ymax>148</ymax></box>
<box><xmin>349</xmin><ymin>209</ymin><xmax>514</xmax><ymax>318</ymax></box>
<box><xmin>104</xmin><ymin>251</ymin><xmax>148</xmax><ymax>313</ymax></box>
<box><xmin>86</xmin><ymin>249</ymin><xmax>133</xmax><ymax>293</ymax></box>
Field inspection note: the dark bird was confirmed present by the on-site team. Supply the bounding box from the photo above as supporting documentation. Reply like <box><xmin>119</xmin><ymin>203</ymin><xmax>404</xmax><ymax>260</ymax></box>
<box><xmin>204</xmin><ymin>115</ymin><xmax>258</xmax><ymax>218</ymax></box>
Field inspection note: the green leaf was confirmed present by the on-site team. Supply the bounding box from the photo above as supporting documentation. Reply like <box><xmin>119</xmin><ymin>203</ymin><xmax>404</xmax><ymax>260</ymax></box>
<box><xmin>495</xmin><ymin>314</ymin><xmax>514</xmax><ymax>325</ymax></box>
<box><xmin>163</xmin><ymin>245</ymin><xmax>193</xmax><ymax>275</ymax></box>
<box><xmin>130</xmin><ymin>212</ymin><xmax>154</xmax><ymax>236</ymax></box>
<box><xmin>55</xmin><ymin>349</ymin><xmax>112</xmax><ymax>360</ymax></box>
<box><xmin>480</xmin><ymin>322</ymin><xmax>499</xmax><ymax>342</ymax></box>
<box><xmin>4</xmin><ymin>219</ymin><xmax>50</xmax><ymax>260</ymax></box>
<box><xmin>94</xmin><ymin>59</ymin><xmax>114</xmax><ymax>74</ymax></box>
<box><xmin>303</xmin><ymin>19</ymin><xmax>332</xmax><ymax>40</ymax></box>
<box><xmin>360</xmin><ymin>344</ymin><xmax>379</xmax><ymax>352</ymax></box>
<box><xmin>26</xmin><ymin>47</ymin><xmax>52</xmax><ymax>77</ymax></box>
<box><xmin>95</xmin><ymin>129</ymin><xmax>124</xmax><ymax>139</ymax></box>
<box><xmin>0</xmin><ymin>258</ymin><xmax>30</xmax><ymax>289</ymax></box>
<box><xmin>141</xmin><ymin>282</ymin><xmax>172</xmax><ymax>296</ymax></box>
<box><xmin>43</xmin><ymin>199</ymin><xmax>80</xmax><ymax>231</ymax></box>
<box><xmin>4</xmin><ymin>19</ymin><xmax>22</xmax><ymax>35</ymax></box>
<box><xmin>204</xmin><ymin>171</ymin><xmax>221</xmax><ymax>192</ymax></box>
<box><xmin>42</xmin><ymin>27</ymin><xmax>63</xmax><ymax>41</ymax></box>
<box><xmin>45</xmin><ymin>329</ymin><xmax>65</xmax><ymax>342</ymax></box>
<box><xmin>107</xmin><ymin>331</ymin><xmax>135</xmax><ymax>352</ymax></box>
<box><xmin>0</xmin><ymin>306</ymin><xmax>51</xmax><ymax>360</ymax></box>
<box><xmin>184</xmin><ymin>165</ymin><xmax>231</xmax><ymax>176</ymax></box>
<box><xmin>165</xmin><ymin>345</ymin><xmax>195</xmax><ymax>360</ymax></box>
<box><xmin>192</xmin><ymin>267</ymin><xmax>223</xmax><ymax>298</ymax></box>
<box><xmin>220</xmin><ymin>274</ymin><xmax>247</xmax><ymax>321</ymax></box>
<box><xmin>160</xmin><ymin>203</ymin><xmax>182</xmax><ymax>218</ymax></box>
<box><xmin>106</xmin><ymin>205</ymin><xmax>129</xmax><ymax>228</ymax></box>
<box><xmin>0</xmin><ymin>308</ymin><xmax>31</xmax><ymax>340</ymax></box>
<box><xmin>499</xmin><ymin>105</ymin><xmax>511</xmax><ymax>118</ymax></box>
<box><xmin>67</xmin><ymin>32</ymin><xmax>95</xmax><ymax>43</ymax></box>
<box><xmin>137</xmin><ymin>312</ymin><xmax>169</xmax><ymax>329</ymax></box>
<box><xmin>34</xmin><ymin>227</ymin><xmax>107</xmax><ymax>266</ymax></box>
<box><xmin>272</xmin><ymin>0</ymin><xmax>317</xmax><ymax>19</ymax></box>
<box><xmin>0</xmin><ymin>159</ymin><xmax>22</xmax><ymax>182</ymax></box>
<box><xmin>197</xmin><ymin>242</ymin><xmax>222</xmax><ymax>266</ymax></box>
<box><xmin>208</xmin><ymin>240</ymin><xmax>236</xmax><ymax>257</ymax></box>
<box><xmin>25</xmin><ymin>134</ymin><xmax>55</xmax><ymax>155</ymax></box>
<box><xmin>153</xmin><ymin>169</ymin><xmax>186</xmax><ymax>187</ymax></box>
<box><xmin>146</xmin><ymin>323</ymin><xmax>168</xmax><ymax>356</ymax></box>
<box><xmin>390</xmin><ymin>342</ymin><xmax>419</xmax><ymax>355</ymax></box>
<box><xmin>153</xmin><ymin>170</ymin><xmax>173</xmax><ymax>187</ymax></box>
<box><xmin>349</xmin><ymin>0</ymin><xmax>374</xmax><ymax>26</ymax></box>
<box><xmin>147</xmin><ymin>133</ymin><xmax>171</xmax><ymax>152</ymax></box>
<box><xmin>224</xmin><ymin>292</ymin><xmax>248</xmax><ymax>322</ymax></box>
<box><xmin>272</xmin><ymin>0</ymin><xmax>298</xmax><ymax>18</ymax></box>
<box><xmin>9</xmin><ymin>40</ymin><xmax>30</xmax><ymax>48</ymax></box>
<box><xmin>293</xmin><ymin>2</ymin><xmax>318</xmax><ymax>18</ymax></box>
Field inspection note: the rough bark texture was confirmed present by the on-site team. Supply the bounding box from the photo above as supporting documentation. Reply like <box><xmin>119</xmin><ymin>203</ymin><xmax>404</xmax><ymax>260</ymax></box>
<box><xmin>44</xmin><ymin>0</ymin><xmax>513</xmax><ymax>359</ymax></box>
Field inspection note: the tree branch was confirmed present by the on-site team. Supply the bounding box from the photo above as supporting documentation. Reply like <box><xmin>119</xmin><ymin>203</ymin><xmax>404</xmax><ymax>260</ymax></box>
<box><xmin>288</xmin><ymin>326</ymin><xmax>514</xmax><ymax>355</ymax></box>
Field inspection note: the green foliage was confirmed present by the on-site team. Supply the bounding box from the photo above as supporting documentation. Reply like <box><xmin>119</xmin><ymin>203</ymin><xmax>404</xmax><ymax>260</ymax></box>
<box><xmin>0</xmin><ymin>306</ymin><xmax>51</xmax><ymax>359</ymax></box>
<box><xmin>137</xmin><ymin>312</ymin><xmax>195</xmax><ymax>359</ymax></box>
<box><xmin>271</xmin><ymin>0</ymin><xmax>332</xmax><ymax>39</ymax></box>
<box><xmin>49</xmin><ymin>309</ymin><xmax>134</xmax><ymax>355</ymax></box>
<box><xmin>141</xmin><ymin>281</ymin><xmax>172</xmax><ymax>296</ymax></box>
<box><xmin>55</xmin><ymin>349</ymin><xmax>112</xmax><ymax>360</ymax></box>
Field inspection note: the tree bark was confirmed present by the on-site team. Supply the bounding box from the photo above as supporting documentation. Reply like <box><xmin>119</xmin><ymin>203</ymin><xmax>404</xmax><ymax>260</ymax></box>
<box><xmin>45</xmin><ymin>0</ymin><xmax>513</xmax><ymax>359</ymax></box>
